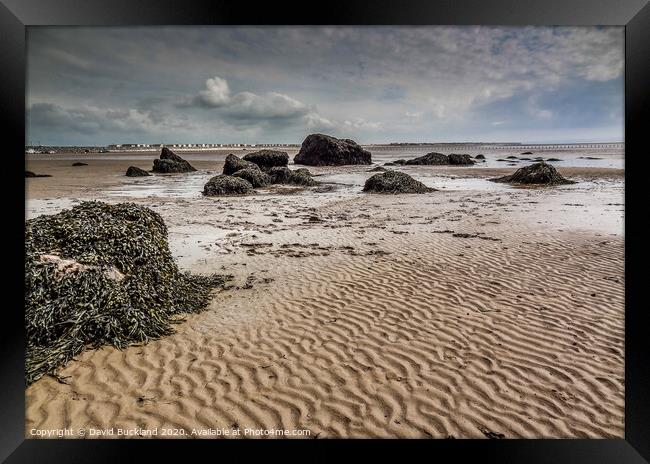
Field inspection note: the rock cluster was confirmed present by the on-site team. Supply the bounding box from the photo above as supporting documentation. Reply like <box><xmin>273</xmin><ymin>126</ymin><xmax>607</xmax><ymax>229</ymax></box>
<box><xmin>206</xmin><ymin>153</ymin><xmax>319</xmax><ymax>195</ymax></box>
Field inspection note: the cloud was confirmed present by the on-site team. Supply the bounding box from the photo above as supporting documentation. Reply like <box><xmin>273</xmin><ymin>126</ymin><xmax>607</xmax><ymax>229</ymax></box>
<box><xmin>26</xmin><ymin>102</ymin><xmax>195</xmax><ymax>144</ymax></box>
<box><xmin>196</xmin><ymin>76</ymin><xmax>231</xmax><ymax>107</ymax></box>
<box><xmin>343</xmin><ymin>118</ymin><xmax>382</xmax><ymax>130</ymax></box>
<box><xmin>183</xmin><ymin>76</ymin><xmax>310</xmax><ymax>126</ymax></box>
<box><xmin>305</xmin><ymin>111</ymin><xmax>336</xmax><ymax>131</ymax></box>
<box><xmin>227</xmin><ymin>91</ymin><xmax>308</xmax><ymax>121</ymax></box>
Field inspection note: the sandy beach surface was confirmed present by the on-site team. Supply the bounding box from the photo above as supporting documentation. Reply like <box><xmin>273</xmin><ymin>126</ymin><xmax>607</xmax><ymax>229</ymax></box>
<box><xmin>25</xmin><ymin>150</ymin><xmax>624</xmax><ymax>439</ymax></box>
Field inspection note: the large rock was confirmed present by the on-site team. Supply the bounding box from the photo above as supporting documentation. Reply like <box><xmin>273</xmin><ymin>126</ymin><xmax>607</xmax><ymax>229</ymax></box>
<box><xmin>203</xmin><ymin>175</ymin><xmax>254</xmax><ymax>196</ymax></box>
<box><xmin>125</xmin><ymin>166</ymin><xmax>151</xmax><ymax>177</ymax></box>
<box><xmin>268</xmin><ymin>167</ymin><xmax>318</xmax><ymax>186</ymax></box>
<box><xmin>363</xmin><ymin>171</ymin><xmax>434</xmax><ymax>194</ymax></box>
<box><xmin>243</xmin><ymin>150</ymin><xmax>289</xmax><ymax>170</ymax></box>
<box><xmin>232</xmin><ymin>168</ymin><xmax>271</xmax><ymax>188</ymax></box>
<box><xmin>490</xmin><ymin>161</ymin><xmax>575</xmax><ymax>185</ymax></box>
<box><xmin>406</xmin><ymin>152</ymin><xmax>475</xmax><ymax>165</ymax></box>
<box><xmin>223</xmin><ymin>153</ymin><xmax>259</xmax><ymax>175</ymax></box>
<box><xmin>152</xmin><ymin>147</ymin><xmax>197</xmax><ymax>173</ymax></box>
<box><xmin>293</xmin><ymin>134</ymin><xmax>372</xmax><ymax>166</ymax></box>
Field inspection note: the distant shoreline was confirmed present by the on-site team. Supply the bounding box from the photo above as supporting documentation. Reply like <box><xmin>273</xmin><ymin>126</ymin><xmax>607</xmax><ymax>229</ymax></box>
<box><xmin>25</xmin><ymin>142</ymin><xmax>625</xmax><ymax>156</ymax></box>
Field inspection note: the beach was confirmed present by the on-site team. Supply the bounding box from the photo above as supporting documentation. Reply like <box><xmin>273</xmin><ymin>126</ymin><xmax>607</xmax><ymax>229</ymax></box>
<box><xmin>25</xmin><ymin>147</ymin><xmax>625</xmax><ymax>439</ymax></box>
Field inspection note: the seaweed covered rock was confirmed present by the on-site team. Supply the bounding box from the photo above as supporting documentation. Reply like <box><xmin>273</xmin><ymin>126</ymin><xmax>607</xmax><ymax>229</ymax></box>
<box><xmin>203</xmin><ymin>175</ymin><xmax>254</xmax><ymax>196</ymax></box>
<box><xmin>25</xmin><ymin>201</ymin><xmax>229</xmax><ymax>385</ymax></box>
<box><xmin>268</xmin><ymin>167</ymin><xmax>318</xmax><ymax>186</ymax></box>
<box><xmin>25</xmin><ymin>171</ymin><xmax>51</xmax><ymax>178</ymax></box>
<box><xmin>363</xmin><ymin>171</ymin><xmax>434</xmax><ymax>194</ymax></box>
<box><xmin>125</xmin><ymin>166</ymin><xmax>151</xmax><ymax>177</ymax></box>
<box><xmin>243</xmin><ymin>150</ymin><xmax>289</xmax><ymax>170</ymax></box>
<box><xmin>223</xmin><ymin>153</ymin><xmax>259</xmax><ymax>175</ymax></box>
<box><xmin>293</xmin><ymin>133</ymin><xmax>372</xmax><ymax>166</ymax></box>
<box><xmin>490</xmin><ymin>161</ymin><xmax>575</xmax><ymax>185</ymax></box>
<box><xmin>406</xmin><ymin>152</ymin><xmax>447</xmax><ymax>165</ymax></box>
<box><xmin>448</xmin><ymin>154</ymin><xmax>475</xmax><ymax>165</ymax></box>
<box><xmin>232</xmin><ymin>167</ymin><xmax>271</xmax><ymax>188</ymax></box>
<box><xmin>152</xmin><ymin>147</ymin><xmax>197</xmax><ymax>173</ymax></box>
<box><xmin>293</xmin><ymin>168</ymin><xmax>313</xmax><ymax>176</ymax></box>
<box><xmin>405</xmin><ymin>152</ymin><xmax>474</xmax><ymax>166</ymax></box>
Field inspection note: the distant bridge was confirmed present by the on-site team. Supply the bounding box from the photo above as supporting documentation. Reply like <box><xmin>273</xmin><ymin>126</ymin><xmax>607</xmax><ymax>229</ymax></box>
<box><xmin>363</xmin><ymin>143</ymin><xmax>624</xmax><ymax>152</ymax></box>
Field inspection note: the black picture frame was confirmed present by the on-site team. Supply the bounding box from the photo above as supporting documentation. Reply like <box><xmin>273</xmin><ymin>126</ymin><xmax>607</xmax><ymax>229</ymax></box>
<box><xmin>2</xmin><ymin>0</ymin><xmax>648</xmax><ymax>462</ymax></box>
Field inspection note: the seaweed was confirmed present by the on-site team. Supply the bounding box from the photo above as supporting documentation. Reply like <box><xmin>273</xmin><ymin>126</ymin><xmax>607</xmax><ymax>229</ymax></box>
<box><xmin>25</xmin><ymin>201</ymin><xmax>230</xmax><ymax>385</ymax></box>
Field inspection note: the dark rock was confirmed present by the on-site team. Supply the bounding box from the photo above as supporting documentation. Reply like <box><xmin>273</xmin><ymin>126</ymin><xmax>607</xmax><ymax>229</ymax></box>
<box><xmin>268</xmin><ymin>167</ymin><xmax>318</xmax><ymax>186</ymax></box>
<box><xmin>497</xmin><ymin>159</ymin><xmax>508</xmax><ymax>162</ymax></box>
<box><xmin>368</xmin><ymin>166</ymin><xmax>388</xmax><ymax>172</ymax></box>
<box><xmin>521</xmin><ymin>151</ymin><xmax>533</xmax><ymax>155</ymax></box>
<box><xmin>293</xmin><ymin>168</ymin><xmax>313</xmax><ymax>176</ymax></box>
<box><xmin>405</xmin><ymin>152</ymin><xmax>448</xmax><ymax>165</ymax></box>
<box><xmin>72</xmin><ymin>162</ymin><xmax>88</xmax><ymax>166</ymax></box>
<box><xmin>293</xmin><ymin>133</ymin><xmax>372</xmax><ymax>166</ymax></box>
<box><xmin>546</xmin><ymin>158</ymin><xmax>562</xmax><ymax>162</ymax></box>
<box><xmin>363</xmin><ymin>171</ymin><xmax>435</xmax><ymax>194</ymax></box>
<box><xmin>506</xmin><ymin>155</ymin><xmax>518</xmax><ymax>159</ymax></box>
<box><xmin>232</xmin><ymin>167</ymin><xmax>271</xmax><ymax>188</ymax></box>
<box><xmin>405</xmin><ymin>152</ymin><xmax>475</xmax><ymax>166</ymax></box>
<box><xmin>203</xmin><ymin>175</ymin><xmax>254</xmax><ymax>196</ymax></box>
<box><xmin>474</xmin><ymin>154</ymin><xmax>486</xmax><ymax>160</ymax></box>
<box><xmin>392</xmin><ymin>159</ymin><xmax>407</xmax><ymax>165</ymax></box>
<box><xmin>152</xmin><ymin>147</ymin><xmax>197</xmax><ymax>173</ymax></box>
<box><xmin>223</xmin><ymin>153</ymin><xmax>259</xmax><ymax>175</ymax></box>
<box><xmin>490</xmin><ymin>161</ymin><xmax>576</xmax><ymax>185</ymax></box>
<box><xmin>125</xmin><ymin>166</ymin><xmax>151</xmax><ymax>177</ymax></box>
<box><xmin>25</xmin><ymin>171</ymin><xmax>52</xmax><ymax>178</ymax></box>
<box><xmin>448</xmin><ymin>154</ymin><xmax>475</xmax><ymax>165</ymax></box>
<box><xmin>243</xmin><ymin>150</ymin><xmax>289</xmax><ymax>169</ymax></box>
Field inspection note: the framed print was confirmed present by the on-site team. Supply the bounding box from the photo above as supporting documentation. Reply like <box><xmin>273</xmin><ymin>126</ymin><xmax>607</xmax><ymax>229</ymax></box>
<box><xmin>1</xmin><ymin>0</ymin><xmax>649</xmax><ymax>462</ymax></box>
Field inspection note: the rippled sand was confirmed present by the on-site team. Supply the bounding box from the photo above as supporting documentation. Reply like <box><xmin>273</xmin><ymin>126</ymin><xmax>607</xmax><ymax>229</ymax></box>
<box><xmin>25</xmin><ymin>156</ymin><xmax>624</xmax><ymax>438</ymax></box>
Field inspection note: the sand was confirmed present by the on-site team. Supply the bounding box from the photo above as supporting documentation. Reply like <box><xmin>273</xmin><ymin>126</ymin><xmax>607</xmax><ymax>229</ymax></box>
<box><xmin>25</xmin><ymin>156</ymin><xmax>624</xmax><ymax>439</ymax></box>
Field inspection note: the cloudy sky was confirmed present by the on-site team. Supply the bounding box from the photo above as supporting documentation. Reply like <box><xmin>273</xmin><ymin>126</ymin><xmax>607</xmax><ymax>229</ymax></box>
<box><xmin>26</xmin><ymin>26</ymin><xmax>624</xmax><ymax>146</ymax></box>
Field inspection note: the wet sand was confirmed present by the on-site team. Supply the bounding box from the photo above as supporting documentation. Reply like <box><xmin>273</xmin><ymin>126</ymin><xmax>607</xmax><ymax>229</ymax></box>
<box><xmin>25</xmin><ymin>156</ymin><xmax>624</xmax><ymax>438</ymax></box>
